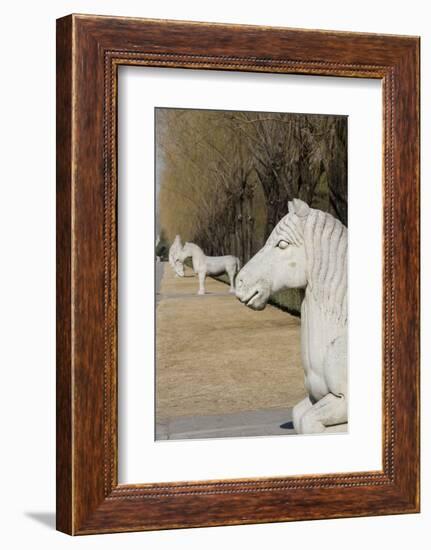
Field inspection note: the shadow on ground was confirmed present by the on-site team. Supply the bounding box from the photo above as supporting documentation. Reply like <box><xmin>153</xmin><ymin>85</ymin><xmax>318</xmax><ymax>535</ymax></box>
<box><xmin>280</xmin><ymin>421</ymin><xmax>294</xmax><ymax>430</ymax></box>
<box><xmin>25</xmin><ymin>512</ymin><xmax>55</xmax><ymax>530</ymax></box>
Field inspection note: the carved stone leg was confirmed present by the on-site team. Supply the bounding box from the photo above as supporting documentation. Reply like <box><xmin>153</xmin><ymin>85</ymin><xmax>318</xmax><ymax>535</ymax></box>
<box><xmin>299</xmin><ymin>393</ymin><xmax>347</xmax><ymax>434</ymax></box>
<box><xmin>198</xmin><ymin>271</ymin><xmax>206</xmax><ymax>295</ymax></box>
<box><xmin>227</xmin><ymin>268</ymin><xmax>236</xmax><ymax>293</ymax></box>
<box><xmin>292</xmin><ymin>396</ymin><xmax>313</xmax><ymax>433</ymax></box>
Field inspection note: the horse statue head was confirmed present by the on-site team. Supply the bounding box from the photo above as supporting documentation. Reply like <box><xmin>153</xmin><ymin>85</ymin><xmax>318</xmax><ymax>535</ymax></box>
<box><xmin>168</xmin><ymin>235</ymin><xmax>184</xmax><ymax>276</ymax></box>
<box><xmin>174</xmin><ymin>258</ymin><xmax>185</xmax><ymax>277</ymax></box>
<box><xmin>236</xmin><ymin>198</ymin><xmax>347</xmax><ymax>324</ymax></box>
<box><xmin>174</xmin><ymin>242</ymin><xmax>204</xmax><ymax>278</ymax></box>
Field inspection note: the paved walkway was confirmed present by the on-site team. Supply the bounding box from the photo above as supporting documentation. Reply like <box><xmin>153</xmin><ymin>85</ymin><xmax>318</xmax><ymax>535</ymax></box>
<box><xmin>155</xmin><ymin>262</ymin><xmax>305</xmax><ymax>440</ymax></box>
<box><xmin>157</xmin><ymin>408</ymin><xmax>295</xmax><ymax>440</ymax></box>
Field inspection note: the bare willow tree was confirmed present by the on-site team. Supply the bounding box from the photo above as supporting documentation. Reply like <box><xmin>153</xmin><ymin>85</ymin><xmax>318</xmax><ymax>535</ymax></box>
<box><xmin>229</xmin><ymin>112</ymin><xmax>347</xmax><ymax>237</ymax></box>
<box><xmin>156</xmin><ymin>107</ymin><xmax>347</xmax><ymax>313</ymax></box>
<box><xmin>156</xmin><ymin>109</ymin><xmax>267</xmax><ymax>264</ymax></box>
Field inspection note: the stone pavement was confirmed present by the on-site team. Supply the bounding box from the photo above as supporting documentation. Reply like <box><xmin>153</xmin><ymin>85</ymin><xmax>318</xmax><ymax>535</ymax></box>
<box><xmin>156</xmin><ymin>407</ymin><xmax>295</xmax><ymax>440</ymax></box>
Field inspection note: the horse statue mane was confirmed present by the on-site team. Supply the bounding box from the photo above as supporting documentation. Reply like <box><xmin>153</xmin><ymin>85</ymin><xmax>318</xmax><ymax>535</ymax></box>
<box><xmin>181</xmin><ymin>242</ymin><xmax>205</xmax><ymax>269</ymax></box>
<box><xmin>182</xmin><ymin>242</ymin><xmax>203</xmax><ymax>254</ymax></box>
<box><xmin>269</xmin><ymin>200</ymin><xmax>347</xmax><ymax>325</ymax></box>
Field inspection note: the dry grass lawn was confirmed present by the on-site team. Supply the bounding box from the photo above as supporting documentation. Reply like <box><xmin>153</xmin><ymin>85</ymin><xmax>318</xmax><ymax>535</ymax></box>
<box><xmin>156</xmin><ymin>265</ymin><xmax>306</xmax><ymax>421</ymax></box>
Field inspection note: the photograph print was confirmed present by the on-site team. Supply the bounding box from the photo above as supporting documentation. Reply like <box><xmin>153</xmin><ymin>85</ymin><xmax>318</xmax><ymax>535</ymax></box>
<box><xmin>155</xmin><ymin>107</ymin><xmax>348</xmax><ymax>440</ymax></box>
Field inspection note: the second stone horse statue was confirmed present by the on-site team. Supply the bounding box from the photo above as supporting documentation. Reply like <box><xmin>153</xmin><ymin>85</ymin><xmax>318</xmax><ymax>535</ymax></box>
<box><xmin>235</xmin><ymin>198</ymin><xmax>347</xmax><ymax>435</ymax></box>
<box><xmin>177</xmin><ymin>242</ymin><xmax>241</xmax><ymax>295</ymax></box>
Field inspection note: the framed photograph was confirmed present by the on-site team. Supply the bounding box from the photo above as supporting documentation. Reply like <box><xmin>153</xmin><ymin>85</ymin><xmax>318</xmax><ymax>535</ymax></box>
<box><xmin>56</xmin><ymin>14</ymin><xmax>420</xmax><ymax>534</ymax></box>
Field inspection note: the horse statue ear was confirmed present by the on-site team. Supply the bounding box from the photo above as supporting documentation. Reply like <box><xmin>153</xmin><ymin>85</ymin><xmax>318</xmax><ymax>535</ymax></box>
<box><xmin>288</xmin><ymin>201</ymin><xmax>294</xmax><ymax>213</ymax></box>
<box><xmin>292</xmin><ymin>198</ymin><xmax>310</xmax><ymax>217</ymax></box>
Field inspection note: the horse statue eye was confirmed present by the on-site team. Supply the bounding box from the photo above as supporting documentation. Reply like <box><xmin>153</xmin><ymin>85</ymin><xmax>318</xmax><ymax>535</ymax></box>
<box><xmin>277</xmin><ymin>240</ymin><xmax>289</xmax><ymax>249</ymax></box>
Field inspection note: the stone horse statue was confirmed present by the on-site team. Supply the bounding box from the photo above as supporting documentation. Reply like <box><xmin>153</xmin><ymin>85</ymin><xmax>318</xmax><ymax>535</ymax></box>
<box><xmin>168</xmin><ymin>235</ymin><xmax>183</xmax><ymax>277</ymax></box>
<box><xmin>178</xmin><ymin>242</ymin><xmax>241</xmax><ymax>295</ymax></box>
<box><xmin>235</xmin><ymin>199</ymin><xmax>347</xmax><ymax>434</ymax></box>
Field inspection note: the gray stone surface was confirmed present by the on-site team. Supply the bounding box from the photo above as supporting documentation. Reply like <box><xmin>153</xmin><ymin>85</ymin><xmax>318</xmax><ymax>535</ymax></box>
<box><xmin>156</xmin><ymin>407</ymin><xmax>295</xmax><ymax>440</ymax></box>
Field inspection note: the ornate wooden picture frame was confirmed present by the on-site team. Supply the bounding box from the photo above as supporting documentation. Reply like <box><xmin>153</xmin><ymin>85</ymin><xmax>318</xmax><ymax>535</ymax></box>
<box><xmin>56</xmin><ymin>14</ymin><xmax>420</xmax><ymax>534</ymax></box>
